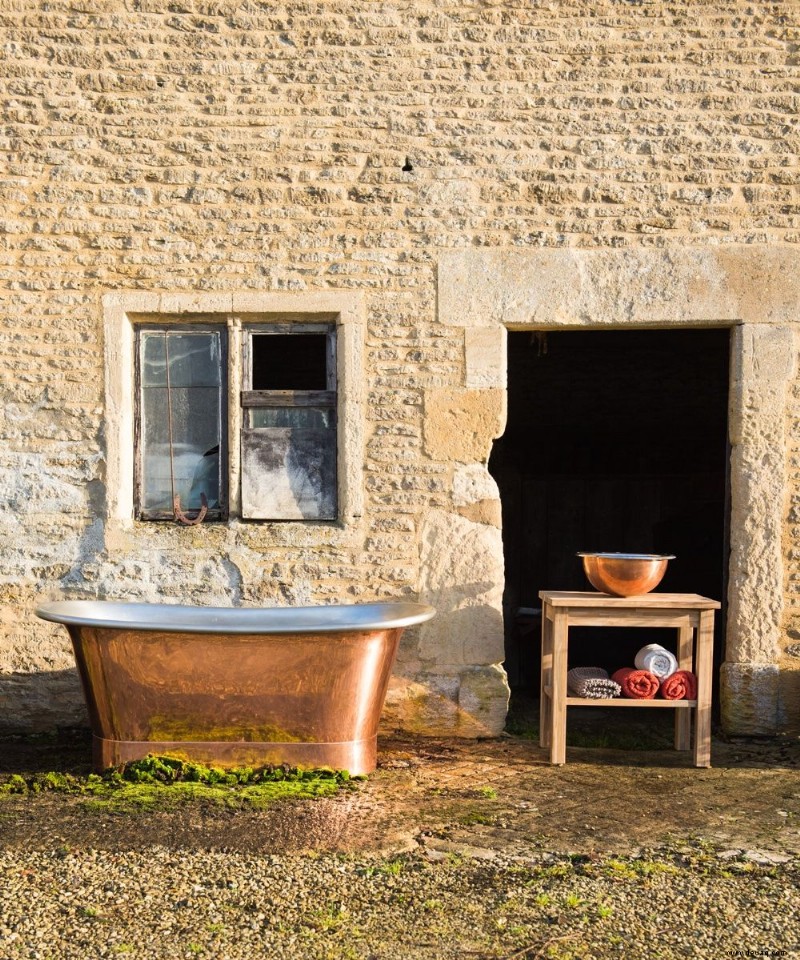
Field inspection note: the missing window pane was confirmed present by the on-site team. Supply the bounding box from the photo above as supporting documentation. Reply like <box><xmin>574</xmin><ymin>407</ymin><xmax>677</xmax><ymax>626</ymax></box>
<box><xmin>251</xmin><ymin>334</ymin><xmax>328</xmax><ymax>390</ymax></box>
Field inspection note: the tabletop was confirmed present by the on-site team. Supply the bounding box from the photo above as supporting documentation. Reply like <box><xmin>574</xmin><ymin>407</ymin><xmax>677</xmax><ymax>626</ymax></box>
<box><xmin>539</xmin><ymin>591</ymin><xmax>721</xmax><ymax>610</ymax></box>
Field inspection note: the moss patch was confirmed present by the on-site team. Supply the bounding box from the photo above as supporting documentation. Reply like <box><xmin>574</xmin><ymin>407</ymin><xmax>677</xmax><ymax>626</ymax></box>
<box><xmin>0</xmin><ymin>756</ymin><xmax>362</xmax><ymax>812</ymax></box>
<box><xmin>146</xmin><ymin>716</ymin><xmax>306</xmax><ymax>743</ymax></box>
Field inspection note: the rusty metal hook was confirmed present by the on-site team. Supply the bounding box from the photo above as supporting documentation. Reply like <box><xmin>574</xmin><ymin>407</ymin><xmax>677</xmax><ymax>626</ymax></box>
<box><xmin>174</xmin><ymin>492</ymin><xmax>208</xmax><ymax>526</ymax></box>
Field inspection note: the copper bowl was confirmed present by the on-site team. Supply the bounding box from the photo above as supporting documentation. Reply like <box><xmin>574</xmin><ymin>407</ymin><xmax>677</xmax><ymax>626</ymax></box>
<box><xmin>577</xmin><ymin>552</ymin><xmax>675</xmax><ymax>597</ymax></box>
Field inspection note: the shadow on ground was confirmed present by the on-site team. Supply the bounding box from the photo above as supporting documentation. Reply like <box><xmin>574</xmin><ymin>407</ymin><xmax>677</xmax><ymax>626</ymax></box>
<box><xmin>1</xmin><ymin>708</ymin><xmax>798</xmax><ymax>860</ymax></box>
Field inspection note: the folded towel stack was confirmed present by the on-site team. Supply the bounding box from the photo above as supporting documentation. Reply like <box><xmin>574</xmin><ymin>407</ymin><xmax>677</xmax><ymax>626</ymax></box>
<box><xmin>567</xmin><ymin>666</ymin><xmax>622</xmax><ymax>699</ymax></box>
<box><xmin>611</xmin><ymin>666</ymin><xmax>660</xmax><ymax>699</ymax></box>
<box><xmin>634</xmin><ymin>643</ymin><xmax>678</xmax><ymax>679</ymax></box>
<box><xmin>660</xmin><ymin>669</ymin><xmax>697</xmax><ymax>700</ymax></box>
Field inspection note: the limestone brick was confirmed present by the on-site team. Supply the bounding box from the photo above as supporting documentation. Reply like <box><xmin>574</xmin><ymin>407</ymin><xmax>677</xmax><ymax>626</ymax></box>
<box><xmin>410</xmin><ymin>509</ymin><xmax>507</xmax><ymax>734</ymax></box>
<box><xmin>720</xmin><ymin>663</ymin><xmax>781</xmax><ymax>737</ymax></box>
<box><xmin>465</xmin><ymin>327</ymin><xmax>507</xmax><ymax>390</ymax></box>
<box><xmin>423</xmin><ymin>389</ymin><xmax>506</xmax><ymax>463</ymax></box>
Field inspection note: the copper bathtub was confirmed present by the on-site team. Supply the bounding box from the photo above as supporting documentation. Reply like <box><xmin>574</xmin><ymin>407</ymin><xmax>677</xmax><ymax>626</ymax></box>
<box><xmin>35</xmin><ymin>600</ymin><xmax>435</xmax><ymax>775</ymax></box>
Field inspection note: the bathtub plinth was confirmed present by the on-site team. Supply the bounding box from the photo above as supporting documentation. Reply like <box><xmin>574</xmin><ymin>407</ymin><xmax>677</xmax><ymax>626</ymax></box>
<box><xmin>94</xmin><ymin>735</ymin><xmax>377</xmax><ymax>777</ymax></box>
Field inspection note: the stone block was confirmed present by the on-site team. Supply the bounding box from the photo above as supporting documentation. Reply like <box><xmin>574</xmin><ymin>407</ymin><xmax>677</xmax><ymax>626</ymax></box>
<box><xmin>720</xmin><ymin>662</ymin><xmax>780</xmax><ymax>736</ymax></box>
<box><xmin>453</xmin><ymin>464</ymin><xmax>500</xmax><ymax>506</ymax></box>
<box><xmin>417</xmin><ymin>509</ymin><xmax>505</xmax><ymax>667</ymax></box>
<box><xmin>423</xmin><ymin>389</ymin><xmax>506</xmax><ymax>463</ymax></box>
<box><xmin>382</xmin><ymin>667</ymin><xmax>509</xmax><ymax>738</ymax></box>
<box><xmin>381</xmin><ymin>674</ymin><xmax>462</xmax><ymax>736</ymax></box>
<box><xmin>457</xmin><ymin>665</ymin><xmax>510</xmax><ymax>737</ymax></box>
<box><xmin>465</xmin><ymin>327</ymin><xmax>506</xmax><ymax>389</ymax></box>
<box><xmin>456</xmin><ymin>501</ymin><xmax>502</xmax><ymax>527</ymax></box>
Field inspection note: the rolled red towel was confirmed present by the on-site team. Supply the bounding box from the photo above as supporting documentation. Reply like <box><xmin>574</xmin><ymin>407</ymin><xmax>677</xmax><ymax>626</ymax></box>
<box><xmin>611</xmin><ymin>667</ymin><xmax>660</xmax><ymax>699</ymax></box>
<box><xmin>660</xmin><ymin>670</ymin><xmax>697</xmax><ymax>700</ymax></box>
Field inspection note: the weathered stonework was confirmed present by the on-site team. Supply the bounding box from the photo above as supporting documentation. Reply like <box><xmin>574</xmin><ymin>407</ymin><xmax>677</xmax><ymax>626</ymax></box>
<box><xmin>724</xmin><ymin>325</ymin><xmax>796</xmax><ymax>734</ymax></box>
<box><xmin>0</xmin><ymin>1</ymin><xmax>799</xmax><ymax>737</ymax></box>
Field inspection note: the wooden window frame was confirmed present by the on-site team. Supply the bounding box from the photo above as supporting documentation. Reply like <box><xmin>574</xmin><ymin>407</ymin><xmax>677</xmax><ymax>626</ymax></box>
<box><xmin>240</xmin><ymin>323</ymin><xmax>338</xmax><ymax>521</ymax></box>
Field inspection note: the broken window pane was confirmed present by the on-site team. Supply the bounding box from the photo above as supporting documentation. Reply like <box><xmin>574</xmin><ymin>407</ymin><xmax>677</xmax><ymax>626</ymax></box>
<box><xmin>242</xmin><ymin>327</ymin><xmax>337</xmax><ymax>520</ymax></box>
<box><xmin>241</xmin><ymin>420</ymin><xmax>336</xmax><ymax>520</ymax></box>
<box><xmin>251</xmin><ymin>333</ymin><xmax>328</xmax><ymax>390</ymax></box>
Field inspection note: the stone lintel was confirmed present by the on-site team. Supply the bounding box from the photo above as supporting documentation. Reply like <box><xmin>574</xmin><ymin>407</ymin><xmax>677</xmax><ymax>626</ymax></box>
<box><xmin>439</xmin><ymin>247</ymin><xmax>800</xmax><ymax>329</ymax></box>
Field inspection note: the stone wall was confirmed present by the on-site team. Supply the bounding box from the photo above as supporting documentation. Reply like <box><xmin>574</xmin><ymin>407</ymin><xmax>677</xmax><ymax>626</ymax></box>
<box><xmin>0</xmin><ymin>0</ymin><xmax>798</xmax><ymax>735</ymax></box>
<box><xmin>782</xmin><ymin>348</ymin><xmax>800</xmax><ymax>729</ymax></box>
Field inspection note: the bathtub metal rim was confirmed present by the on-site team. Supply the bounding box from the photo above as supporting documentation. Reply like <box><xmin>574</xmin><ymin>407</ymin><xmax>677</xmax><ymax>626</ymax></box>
<box><xmin>35</xmin><ymin>599</ymin><xmax>436</xmax><ymax>635</ymax></box>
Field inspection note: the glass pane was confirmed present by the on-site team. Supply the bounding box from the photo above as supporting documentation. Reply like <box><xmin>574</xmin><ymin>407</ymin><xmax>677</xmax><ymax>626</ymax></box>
<box><xmin>140</xmin><ymin>336</ymin><xmax>223</xmax><ymax>513</ymax></box>
<box><xmin>141</xmin><ymin>334</ymin><xmax>167</xmax><ymax>387</ymax></box>
<box><xmin>248</xmin><ymin>407</ymin><xmax>332</xmax><ymax>430</ymax></box>
<box><xmin>140</xmin><ymin>331</ymin><xmax>222</xmax><ymax>388</ymax></box>
<box><xmin>141</xmin><ymin>388</ymin><xmax>172</xmax><ymax>511</ymax></box>
<box><xmin>241</xmin><ymin>418</ymin><xmax>336</xmax><ymax>520</ymax></box>
<box><xmin>165</xmin><ymin>333</ymin><xmax>222</xmax><ymax>388</ymax></box>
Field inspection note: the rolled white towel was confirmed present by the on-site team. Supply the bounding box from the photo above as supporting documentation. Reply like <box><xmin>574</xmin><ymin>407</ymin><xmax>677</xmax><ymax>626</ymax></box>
<box><xmin>634</xmin><ymin>643</ymin><xmax>678</xmax><ymax>679</ymax></box>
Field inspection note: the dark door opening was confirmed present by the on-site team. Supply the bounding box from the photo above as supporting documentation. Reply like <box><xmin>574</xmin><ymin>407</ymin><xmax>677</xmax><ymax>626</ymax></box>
<box><xmin>489</xmin><ymin>329</ymin><xmax>729</xmax><ymax>712</ymax></box>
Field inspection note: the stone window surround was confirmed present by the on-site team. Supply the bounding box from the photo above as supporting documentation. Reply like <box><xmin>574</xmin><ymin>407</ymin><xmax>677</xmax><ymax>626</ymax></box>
<box><xmin>102</xmin><ymin>291</ymin><xmax>365</xmax><ymax>528</ymax></box>
<box><xmin>437</xmin><ymin>246</ymin><xmax>799</xmax><ymax>735</ymax></box>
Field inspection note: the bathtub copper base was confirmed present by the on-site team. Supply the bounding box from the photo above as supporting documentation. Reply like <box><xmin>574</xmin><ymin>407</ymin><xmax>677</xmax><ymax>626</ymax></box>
<box><xmin>94</xmin><ymin>735</ymin><xmax>377</xmax><ymax>776</ymax></box>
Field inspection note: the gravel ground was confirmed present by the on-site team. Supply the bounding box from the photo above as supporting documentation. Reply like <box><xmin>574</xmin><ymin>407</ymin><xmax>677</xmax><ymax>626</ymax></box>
<box><xmin>0</xmin><ymin>845</ymin><xmax>797</xmax><ymax>959</ymax></box>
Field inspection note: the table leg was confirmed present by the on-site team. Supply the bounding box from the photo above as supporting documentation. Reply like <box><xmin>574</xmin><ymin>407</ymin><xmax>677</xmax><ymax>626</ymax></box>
<box><xmin>539</xmin><ymin>606</ymin><xmax>553</xmax><ymax>749</ymax></box>
<box><xmin>550</xmin><ymin>610</ymin><xmax>568</xmax><ymax>765</ymax></box>
<box><xmin>693</xmin><ymin>610</ymin><xmax>714</xmax><ymax>768</ymax></box>
<box><xmin>674</xmin><ymin>620</ymin><xmax>693</xmax><ymax>751</ymax></box>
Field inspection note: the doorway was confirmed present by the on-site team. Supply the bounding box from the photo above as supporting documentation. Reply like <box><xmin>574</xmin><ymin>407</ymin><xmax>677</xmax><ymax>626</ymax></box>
<box><xmin>489</xmin><ymin>328</ymin><xmax>730</xmax><ymax>708</ymax></box>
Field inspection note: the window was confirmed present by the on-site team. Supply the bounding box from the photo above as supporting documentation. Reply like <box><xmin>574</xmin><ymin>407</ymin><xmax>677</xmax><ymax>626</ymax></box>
<box><xmin>104</xmin><ymin>292</ymin><xmax>363</xmax><ymax>529</ymax></box>
<box><xmin>134</xmin><ymin>322</ymin><xmax>337</xmax><ymax>523</ymax></box>
<box><xmin>241</xmin><ymin>325</ymin><xmax>337</xmax><ymax>520</ymax></box>
<box><xmin>136</xmin><ymin>326</ymin><xmax>227</xmax><ymax>522</ymax></box>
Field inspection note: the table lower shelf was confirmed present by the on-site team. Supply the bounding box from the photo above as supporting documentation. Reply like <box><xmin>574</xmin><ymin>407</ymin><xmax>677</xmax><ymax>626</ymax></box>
<box><xmin>545</xmin><ymin>687</ymin><xmax>696</xmax><ymax>708</ymax></box>
<box><xmin>565</xmin><ymin>697</ymin><xmax>696</xmax><ymax>707</ymax></box>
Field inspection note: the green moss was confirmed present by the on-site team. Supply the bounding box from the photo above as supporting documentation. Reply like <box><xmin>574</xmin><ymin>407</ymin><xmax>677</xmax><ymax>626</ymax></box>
<box><xmin>146</xmin><ymin>716</ymin><xmax>307</xmax><ymax>743</ymax></box>
<box><xmin>0</xmin><ymin>756</ymin><xmax>363</xmax><ymax>812</ymax></box>
<box><xmin>458</xmin><ymin>810</ymin><xmax>495</xmax><ymax>826</ymax></box>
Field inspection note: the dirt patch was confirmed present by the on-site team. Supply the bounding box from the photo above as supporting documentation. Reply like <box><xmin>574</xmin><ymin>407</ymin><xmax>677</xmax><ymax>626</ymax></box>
<box><xmin>1</xmin><ymin>729</ymin><xmax>798</xmax><ymax>859</ymax></box>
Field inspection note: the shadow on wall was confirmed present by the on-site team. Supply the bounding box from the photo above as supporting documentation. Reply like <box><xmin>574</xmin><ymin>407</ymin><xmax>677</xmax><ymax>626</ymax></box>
<box><xmin>58</xmin><ymin>476</ymin><xmax>107</xmax><ymax>596</ymax></box>
<box><xmin>0</xmin><ymin>669</ymin><xmax>88</xmax><ymax>737</ymax></box>
<box><xmin>384</xmin><ymin>597</ymin><xmax>510</xmax><ymax>739</ymax></box>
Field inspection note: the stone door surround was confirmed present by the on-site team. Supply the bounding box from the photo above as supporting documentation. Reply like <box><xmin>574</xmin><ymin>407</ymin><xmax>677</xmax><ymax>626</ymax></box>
<box><xmin>437</xmin><ymin>246</ymin><xmax>799</xmax><ymax>735</ymax></box>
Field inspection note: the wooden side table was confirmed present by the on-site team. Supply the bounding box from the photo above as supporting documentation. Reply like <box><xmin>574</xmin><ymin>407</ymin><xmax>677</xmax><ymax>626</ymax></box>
<box><xmin>539</xmin><ymin>591</ymin><xmax>720</xmax><ymax>767</ymax></box>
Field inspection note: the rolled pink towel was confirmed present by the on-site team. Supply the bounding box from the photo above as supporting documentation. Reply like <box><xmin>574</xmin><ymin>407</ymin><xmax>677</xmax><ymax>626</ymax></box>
<box><xmin>611</xmin><ymin>667</ymin><xmax>659</xmax><ymax>700</ymax></box>
<box><xmin>660</xmin><ymin>670</ymin><xmax>697</xmax><ymax>700</ymax></box>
